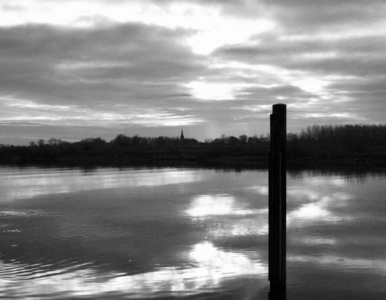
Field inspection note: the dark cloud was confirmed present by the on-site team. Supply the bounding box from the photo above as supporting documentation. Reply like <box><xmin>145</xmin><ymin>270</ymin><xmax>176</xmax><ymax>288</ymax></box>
<box><xmin>239</xmin><ymin>85</ymin><xmax>307</xmax><ymax>99</ymax></box>
<box><xmin>0</xmin><ymin>23</ymin><xmax>205</xmax><ymax>106</ymax></box>
<box><xmin>0</xmin><ymin>3</ymin><xmax>26</xmax><ymax>12</ymax></box>
<box><xmin>218</xmin><ymin>32</ymin><xmax>386</xmax><ymax>76</ymax></box>
<box><xmin>0</xmin><ymin>19</ymin><xmax>213</xmax><ymax>143</ymax></box>
<box><xmin>1</xmin><ymin>0</ymin><xmax>386</xmax><ymax>143</ymax></box>
<box><xmin>258</xmin><ymin>0</ymin><xmax>386</xmax><ymax>33</ymax></box>
<box><xmin>286</xmin><ymin>57</ymin><xmax>386</xmax><ymax>77</ymax></box>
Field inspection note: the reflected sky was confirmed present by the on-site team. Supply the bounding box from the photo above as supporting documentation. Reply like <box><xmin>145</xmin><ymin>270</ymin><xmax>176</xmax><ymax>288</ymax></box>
<box><xmin>186</xmin><ymin>194</ymin><xmax>267</xmax><ymax>217</ymax></box>
<box><xmin>245</xmin><ymin>170</ymin><xmax>386</xmax><ymax>299</ymax></box>
<box><xmin>1</xmin><ymin>167</ymin><xmax>386</xmax><ymax>299</ymax></box>
<box><xmin>289</xmin><ymin>254</ymin><xmax>386</xmax><ymax>276</ymax></box>
<box><xmin>185</xmin><ymin>193</ymin><xmax>269</xmax><ymax>239</ymax></box>
<box><xmin>286</xmin><ymin>172</ymin><xmax>386</xmax><ymax>299</ymax></box>
<box><xmin>0</xmin><ymin>167</ymin><xmax>269</xmax><ymax>299</ymax></box>
<box><xmin>0</xmin><ymin>167</ymin><xmax>203</xmax><ymax>202</ymax></box>
<box><xmin>287</xmin><ymin>176</ymin><xmax>353</xmax><ymax>227</ymax></box>
<box><xmin>287</xmin><ymin>192</ymin><xmax>352</xmax><ymax>226</ymax></box>
<box><xmin>0</xmin><ymin>241</ymin><xmax>267</xmax><ymax>299</ymax></box>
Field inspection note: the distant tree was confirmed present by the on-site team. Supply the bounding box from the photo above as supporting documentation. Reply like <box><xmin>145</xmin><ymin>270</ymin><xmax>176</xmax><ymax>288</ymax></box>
<box><xmin>156</xmin><ymin>136</ymin><xmax>166</xmax><ymax>147</ymax></box>
<box><xmin>37</xmin><ymin>139</ymin><xmax>45</xmax><ymax>147</ymax></box>
<box><xmin>228</xmin><ymin>136</ymin><xmax>238</xmax><ymax>145</ymax></box>
<box><xmin>248</xmin><ymin>134</ymin><xmax>263</xmax><ymax>145</ymax></box>
<box><xmin>112</xmin><ymin>134</ymin><xmax>131</xmax><ymax>147</ymax></box>
<box><xmin>239</xmin><ymin>134</ymin><xmax>248</xmax><ymax>145</ymax></box>
<box><xmin>47</xmin><ymin>138</ymin><xmax>62</xmax><ymax>146</ymax></box>
<box><xmin>80</xmin><ymin>137</ymin><xmax>107</xmax><ymax>151</ymax></box>
<box><xmin>287</xmin><ymin>133</ymin><xmax>299</xmax><ymax>142</ymax></box>
<box><xmin>131</xmin><ymin>135</ymin><xmax>140</xmax><ymax>147</ymax></box>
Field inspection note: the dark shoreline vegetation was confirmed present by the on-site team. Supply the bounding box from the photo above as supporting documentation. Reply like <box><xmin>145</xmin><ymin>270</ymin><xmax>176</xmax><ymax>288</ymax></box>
<box><xmin>1</xmin><ymin>124</ymin><xmax>386</xmax><ymax>169</ymax></box>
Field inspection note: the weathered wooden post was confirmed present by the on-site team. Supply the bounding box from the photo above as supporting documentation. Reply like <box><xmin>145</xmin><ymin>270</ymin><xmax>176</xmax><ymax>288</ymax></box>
<box><xmin>269</xmin><ymin>103</ymin><xmax>286</xmax><ymax>300</ymax></box>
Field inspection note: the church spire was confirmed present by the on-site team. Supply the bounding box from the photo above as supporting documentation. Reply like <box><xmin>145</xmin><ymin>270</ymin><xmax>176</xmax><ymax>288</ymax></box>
<box><xmin>180</xmin><ymin>129</ymin><xmax>184</xmax><ymax>140</ymax></box>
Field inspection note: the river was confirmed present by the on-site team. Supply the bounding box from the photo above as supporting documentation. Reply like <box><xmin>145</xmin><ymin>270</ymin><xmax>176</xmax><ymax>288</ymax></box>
<box><xmin>0</xmin><ymin>166</ymin><xmax>385</xmax><ymax>299</ymax></box>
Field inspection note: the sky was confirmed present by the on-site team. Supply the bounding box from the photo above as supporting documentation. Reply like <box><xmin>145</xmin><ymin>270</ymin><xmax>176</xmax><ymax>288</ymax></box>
<box><xmin>1</xmin><ymin>0</ymin><xmax>386</xmax><ymax>144</ymax></box>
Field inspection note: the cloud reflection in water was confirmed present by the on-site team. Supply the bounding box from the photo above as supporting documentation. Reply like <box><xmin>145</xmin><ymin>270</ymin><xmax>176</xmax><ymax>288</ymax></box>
<box><xmin>0</xmin><ymin>241</ymin><xmax>267</xmax><ymax>299</ymax></box>
<box><xmin>186</xmin><ymin>194</ymin><xmax>266</xmax><ymax>217</ymax></box>
<box><xmin>185</xmin><ymin>194</ymin><xmax>269</xmax><ymax>238</ymax></box>
<box><xmin>288</xmin><ymin>190</ymin><xmax>352</xmax><ymax>227</ymax></box>
<box><xmin>0</xmin><ymin>168</ymin><xmax>202</xmax><ymax>202</ymax></box>
<box><xmin>286</xmin><ymin>177</ymin><xmax>354</xmax><ymax>251</ymax></box>
<box><xmin>289</xmin><ymin>255</ymin><xmax>386</xmax><ymax>276</ymax></box>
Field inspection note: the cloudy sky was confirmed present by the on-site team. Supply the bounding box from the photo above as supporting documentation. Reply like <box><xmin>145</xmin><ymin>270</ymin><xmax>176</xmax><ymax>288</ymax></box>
<box><xmin>1</xmin><ymin>0</ymin><xmax>386</xmax><ymax>144</ymax></box>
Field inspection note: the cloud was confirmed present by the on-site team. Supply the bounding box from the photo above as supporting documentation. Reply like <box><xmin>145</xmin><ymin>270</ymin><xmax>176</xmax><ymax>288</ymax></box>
<box><xmin>0</xmin><ymin>22</ymin><xmax>209</xmax><ymax>143</ymax></box>
<box><xmin>0</xmin><ymin>23</ymin><xmax>205</xmax><ymax>101</ymax></box>
<box><xmin>258</xmin><ymin>0</ymin><xmax>386</xmax><ymax>33</ymax></box>
<box><xmin>0</xmin><ymin>0</ymin><xmax>386</xmax><ymax>143</ymax></box>
<box><xmin>212</xmin><ymin>0</ymin><xmax>386</xmax><ymax>128</ymax></box>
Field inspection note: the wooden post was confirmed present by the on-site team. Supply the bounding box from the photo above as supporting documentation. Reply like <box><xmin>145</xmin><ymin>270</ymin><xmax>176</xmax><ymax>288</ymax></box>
<box><xmin>269</xmin><ymin>104</ymin><xmax>286</xmax><ymax>300</ymax></box>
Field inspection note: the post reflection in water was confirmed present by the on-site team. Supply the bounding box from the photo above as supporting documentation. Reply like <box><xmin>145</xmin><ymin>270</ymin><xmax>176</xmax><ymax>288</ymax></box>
<box><xmin>1</xmin><ymin>167</ymin><xmax>386</xmax><ymax>299</ymax></box>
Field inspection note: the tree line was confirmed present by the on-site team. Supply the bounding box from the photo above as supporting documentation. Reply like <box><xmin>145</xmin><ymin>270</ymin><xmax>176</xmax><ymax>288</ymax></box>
<box><xmin>0</xmin><ymin>124</ymin><xmax>385</xmax><ymax>166</ymax></box>
<box><xmin>296</xmin><ymin>124</ymin><xmax>386</xmax><ymax>146</ymax></box>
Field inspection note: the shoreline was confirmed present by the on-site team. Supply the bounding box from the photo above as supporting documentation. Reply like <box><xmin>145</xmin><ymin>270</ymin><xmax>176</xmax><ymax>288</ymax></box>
<box><xmin>1</xmin><ymin>155</ymin><xmax>386</xmax><ymax>173</ymax></box>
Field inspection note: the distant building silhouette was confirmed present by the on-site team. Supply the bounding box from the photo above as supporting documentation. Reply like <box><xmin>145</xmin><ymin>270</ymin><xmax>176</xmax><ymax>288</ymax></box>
<box><xmin>180</xmin><ymin>129</ymin><xmax>184</xmax><ymax>141</ymax></box>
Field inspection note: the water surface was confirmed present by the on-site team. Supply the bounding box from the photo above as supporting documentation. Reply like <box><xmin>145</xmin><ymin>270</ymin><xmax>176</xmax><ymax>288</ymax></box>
<box><xmin>0</xmin><ymin>166</ymin><xmax>385</xmax><ymax>299</ymax></box>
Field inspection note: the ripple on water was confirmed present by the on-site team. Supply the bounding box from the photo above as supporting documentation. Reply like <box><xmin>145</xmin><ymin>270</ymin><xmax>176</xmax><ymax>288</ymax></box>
<box><xmin>0</xmin><ymin>209</ymin><xmax>55</xmax><ymax>218</ymax></box>
<box><xmin>0</xmin><ymin>242</ymin><xmax>267</xmax><ymax>299</ymax></box>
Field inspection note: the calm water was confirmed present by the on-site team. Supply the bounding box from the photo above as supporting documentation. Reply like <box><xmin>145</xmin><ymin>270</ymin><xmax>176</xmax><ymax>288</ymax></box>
<box><xmin>0</xmin><ymin>166</ymin><xmax>385</xmax><ymax>299</ymax></box>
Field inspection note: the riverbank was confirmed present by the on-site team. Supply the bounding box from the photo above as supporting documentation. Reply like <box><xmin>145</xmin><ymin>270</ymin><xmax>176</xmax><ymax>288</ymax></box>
<box><xmin>1</xmin><ymin>137</ymin><xmax>386</xmax><ymax>169</ymax></box>
<box><xmin>1</xmin><ymin>150</ymin><xmax>386</xmax><ymax>172</ymax></box>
